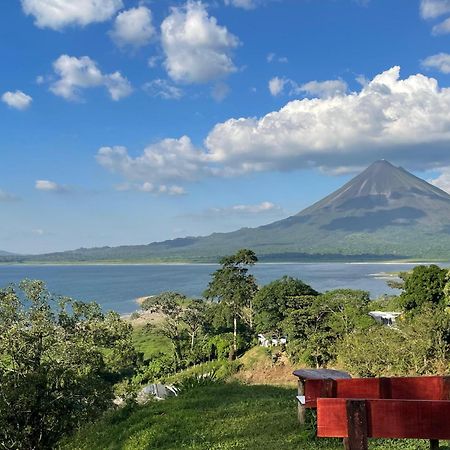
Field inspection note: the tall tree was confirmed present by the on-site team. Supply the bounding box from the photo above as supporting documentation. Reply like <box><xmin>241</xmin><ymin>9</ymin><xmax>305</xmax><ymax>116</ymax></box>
<box><xmin>400</xmin><ymin>265</ymin><xmax>447</xmax><ymax>311</ymax></box>
<box><xmin>204</xmin><ymin>249</ymin><xmax>258</xmax><ymax>359</ymax></box>
<box><xmin>0</xmin><ymin>280</ymin><xmax>136</xmax><ymax>450</ymax></box>
<box><xmin>253</xmin><ymin>276</ymin><xmax>318</xmax><ymax>335</ymax></box>
<box><xmin>141</xmin><ymin>292</ymin><xmax>187</xmax><ymax>367</ymax></box>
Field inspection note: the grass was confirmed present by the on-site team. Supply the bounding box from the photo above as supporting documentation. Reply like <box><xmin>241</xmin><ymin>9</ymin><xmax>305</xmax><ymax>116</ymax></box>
<box><xmin>59</xmin><ymin>382</ymin><xmax>445</xmax><ymax>450</ymax></box>
<box><xmin>132</xmin><ymin>325</ymin><xmax>172</xmax><ymax>360</ymax></box>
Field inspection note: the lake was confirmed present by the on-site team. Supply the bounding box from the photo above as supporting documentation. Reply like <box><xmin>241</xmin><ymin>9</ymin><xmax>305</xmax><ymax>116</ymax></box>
<box><xmin>0</xmin><ymin>262</ymin><xmax>445</xmax><ymax>314</ymax></box>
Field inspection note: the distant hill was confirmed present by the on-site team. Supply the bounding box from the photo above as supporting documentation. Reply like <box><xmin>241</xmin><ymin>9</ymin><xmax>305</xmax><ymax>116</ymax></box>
<box><xmin>5</xmin><ymin>160</ymin><xmax>450</xmax><ymax>263</ymax></box>
<box><xmin>0</xmin><ymin>250</ymin><xmax>15</xmax><ymax>256</ymax></box>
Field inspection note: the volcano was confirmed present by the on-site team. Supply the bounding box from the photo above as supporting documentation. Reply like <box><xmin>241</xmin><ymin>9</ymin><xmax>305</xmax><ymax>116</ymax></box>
<box><xmin>6</xmin><ymin>160</ymin><xmax>450</xmax><ymax>262</ymax></box>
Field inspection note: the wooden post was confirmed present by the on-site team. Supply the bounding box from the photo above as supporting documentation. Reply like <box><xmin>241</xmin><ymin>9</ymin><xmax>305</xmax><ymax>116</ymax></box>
<box><xmin>297</xmin><ymin>379</ymin><xmax>305</xmax><ymax>425</ymax></box>
<box><xmin>430</xmin><ymin>440</ymin><xmax>439</xmax><ymax>450</ymax></box>
<box><xmin>343</xmin><ymin>400</ymin><xmax>368</xmax><ymax>450</ymax></box>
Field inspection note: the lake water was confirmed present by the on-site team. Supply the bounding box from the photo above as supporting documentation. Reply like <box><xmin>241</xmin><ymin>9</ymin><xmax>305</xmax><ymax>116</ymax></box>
<box><xmin>0</xmin><ymin>263</ymin><xmax>446</xmax><ymax>314</ymax></box>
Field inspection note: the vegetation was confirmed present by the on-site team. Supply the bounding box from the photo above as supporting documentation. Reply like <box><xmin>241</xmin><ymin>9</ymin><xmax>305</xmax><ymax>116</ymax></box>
<box><xmin>3</xmin><ymin>254</ymin><xmax>450</xmax><ymax>449</ymax></box>
<box><xmin>0</xmin><ymin>280</ymin><xmax>136</xmax><ymax>450</ymax></box>
<box><xmin>60</xmin><ymin>382</ymin><xmax>436</xmax><ymax>450</ymax></box>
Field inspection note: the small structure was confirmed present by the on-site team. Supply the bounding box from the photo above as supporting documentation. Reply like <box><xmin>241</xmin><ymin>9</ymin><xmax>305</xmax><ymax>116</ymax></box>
<box><xmin>368</xmin><ymin>311</ymin><xmax>402</xmax><ymax>326</ymax></box>
<box><xmin>137</xmin><ymin>383</ymin><xmax>178</xmax><ymax>403</ymax></box>
<box><xmin>257</xmin><ymin>333</ymin><xmax>287</xmax><ymax>347</ymax></box>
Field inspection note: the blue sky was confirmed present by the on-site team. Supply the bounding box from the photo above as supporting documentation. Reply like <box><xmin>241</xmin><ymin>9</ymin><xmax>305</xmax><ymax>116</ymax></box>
<box><xmin>2</xmin><ymin>0</ymin><xmax>450</xmax><ymax>254</ymax></box>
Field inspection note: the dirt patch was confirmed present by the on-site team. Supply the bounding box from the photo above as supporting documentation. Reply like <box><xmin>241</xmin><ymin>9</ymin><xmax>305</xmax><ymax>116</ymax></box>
<box><xmin>233</xmin><ymin>351</ymin><xmax>297</xmax><ymax>387</ymax></box>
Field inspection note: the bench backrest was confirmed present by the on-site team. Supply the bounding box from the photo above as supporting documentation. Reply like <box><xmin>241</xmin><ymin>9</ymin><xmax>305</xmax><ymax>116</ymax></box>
<box><xmin>317</xmin><ymin>398</ymin><xmax>450</xmax><ymax>440</ymax></box>
<box><xmin>305</xmin><ymin>376</ymin><xmax>450</xmax><ymax>408</ymax></box>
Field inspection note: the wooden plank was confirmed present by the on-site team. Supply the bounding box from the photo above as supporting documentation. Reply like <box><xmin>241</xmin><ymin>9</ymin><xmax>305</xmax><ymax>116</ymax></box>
<box><xmin>293</xmin><ymin>369</ymin><xmax>351</xmax><ymax>381</ymax></box>
<box><xmin>317</xmin><ymin>398</ymin><xmax>450</xmax><ymax>440</ymax></box>
<box><xmin>306</xmin><ymin>376</ymin><xmax>448</xmax><ymax>408</ymax></box>
<box><xmin>297</xmin><ymin>379</ymin><xmax>306</xmax><ymax>425</ymax></box>
<box><xmin>344</xmin><ymin>400</ymin><xmax>368</xmax><ymax>450</ymax></box>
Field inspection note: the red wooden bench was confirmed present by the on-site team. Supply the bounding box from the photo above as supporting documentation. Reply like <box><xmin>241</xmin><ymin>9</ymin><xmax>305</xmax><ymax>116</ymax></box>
<box><xmin>293</xmin><ymin>369</ymin><xmax>450</xmax><ymax>450</ymax></box>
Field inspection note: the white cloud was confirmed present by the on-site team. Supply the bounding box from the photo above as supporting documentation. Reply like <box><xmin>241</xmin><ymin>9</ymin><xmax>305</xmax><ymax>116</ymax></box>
<box><xmin>430</xmin><ymin>168</ymin><xmax>450</xmax><ymax>192</ymax></box>
<box><xmin>21</xmin><ymin>0</ymin><xmax>122</xmax><ymax>30</ymax></box>
<box><xmin>206</xmin><ymin>67</ymin><xmax>450</xmax><ymax>174</ymax></box>
<box><xmin>211</xmin><ymin>82</ymin><xmax>230</xmax><ymax>101</ymax></box>
<box><xmin>117</xmin><ymin>182</ymin><xmax>186</xmax><ymax>196</ymax></box>
<box><xmin>143</xmin><ymin>79</ymin><xmax>183</xmax><ymax>100</ymax></box>
<box><xmin>161</xmin><ymin>1</ymin><xmax>239</xmax><ymax>84</ymax></box>
<box><xmin>110</xmin><ymin>6</ymin><xmax>155</xmax><ymax>49</ymax></box>
<box><xmin>1</xmin><ymin>91</ymin><xmax>32</xmax><ymax>110</ymax></box>
<box><xmin>96</xmin><ymin>136</ymin><xmax>208</xmax><ymax>194</ymax></box>
<box><xmin>269</xmin><ymin>76</ymin><xmax>347</xmax><ymax>98</ymax></box>
<box><xmin>268</xmin><ymin>77</ymin><xmax>287</xmax><ymax>96</ymax></box>
<box><xmin>0</xmin><ymin>189</ymin><xmax>19</xmax><ymax>202</ymax></box>
<box><xmin>98</xmin><ymin>67</ymin><xmax>450</xmax><ymax>189</ymax></box>
<box><xmin>224</xmin><ymin>0</ymin><xmax>258</xmax><ymax>9</ymax></box>
<box><xmin>35</xmin><ymin>180</ymin><xmax>67</xmax><ymax>192</ymax></box>
<box><xmin>267</xmin><ymin>53</ymin><xmax>288</xmax><ymax>63</ymax></box>
<box><xmin>420</xmin><ymin>0</ymin><xmax>450</xmax><ymax>18</ymax></box>
<box><xmin>50</xmin><ymin>55</ymin><xmax>132</xmax><ymax>101</ymax></box>
<box><xmin>422</xmin><ymin>53</ymin><xmax>450</xmax><ymax>74</ymax></box>
<box><xmin>211</xmin><ymin>201</ymin><xmax>282</xmax><ymax>215</ymax></box>
<box><xmin>432</xmin><ymin>17</ymin><xmax>450</xmax><ymax>34</ymax></box>
<box><xmin>299</xmin><ymin>79</ymin><xmax>348</xmax><ymax>98</ymax></box>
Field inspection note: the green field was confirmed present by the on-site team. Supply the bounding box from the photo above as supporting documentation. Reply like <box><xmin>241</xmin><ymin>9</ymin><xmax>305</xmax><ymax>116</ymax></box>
<box><xmin>60</xmin><ymin>382</ymin><xmax>443</xmax><ymax>450</ymax></box>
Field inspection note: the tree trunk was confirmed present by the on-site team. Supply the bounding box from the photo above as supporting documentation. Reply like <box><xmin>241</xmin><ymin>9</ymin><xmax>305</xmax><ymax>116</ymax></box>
<box><xmin>230</xmin><ymin>314</ymin><xmax>237</xmax><ymax>361</ymax></box>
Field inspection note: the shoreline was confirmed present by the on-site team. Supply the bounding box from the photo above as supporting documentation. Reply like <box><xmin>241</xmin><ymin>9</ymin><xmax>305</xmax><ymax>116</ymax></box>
<box><xmin>0</xmin><ymin>260</ymin><xmax>447</xmax><ymax>267</ymax></box>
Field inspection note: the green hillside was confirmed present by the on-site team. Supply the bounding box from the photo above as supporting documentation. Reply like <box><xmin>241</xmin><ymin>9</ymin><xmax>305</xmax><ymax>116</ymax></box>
<box><xmin>5</xmin><ymin>160</ymin><xmax>450</xmax><ymax>263</ymax></box>
<box><xmin>60</xmin><ymin>382</ymin><xmax>435</xmax><ymax>450</ymax></box>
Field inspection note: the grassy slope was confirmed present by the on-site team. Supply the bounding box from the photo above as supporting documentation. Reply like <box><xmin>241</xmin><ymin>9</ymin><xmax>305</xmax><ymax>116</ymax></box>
<box><xmin>132</xmin><ymin>325</ymin><xmax>171</xmax><ymax>360</ymax></box>
<box><xmin>60</xmin><ymin>382</ymin><xmax>440</xmax><ymax>450</ymax></box>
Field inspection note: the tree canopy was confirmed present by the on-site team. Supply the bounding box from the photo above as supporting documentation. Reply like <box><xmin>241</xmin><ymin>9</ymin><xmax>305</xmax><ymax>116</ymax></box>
<box><xmin>0</xmin><ymin>280</ymin><xmax>136</xmax><ymax>450</ymax></box>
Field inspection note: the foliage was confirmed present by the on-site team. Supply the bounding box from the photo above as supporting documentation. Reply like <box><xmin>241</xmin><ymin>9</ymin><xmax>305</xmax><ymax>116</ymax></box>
<box><xmin>0</xmin><ymin>280</ymin><xmax>137</xmax><ymax>450</ymax></box>
<box><xmin>284</xmin><ymin>289</ymin><xmax>372</xmax><ymax>368</ymax></box>
<box><xmin>399</xmin><ymin>264</ymin><xmax>447</xmax><ymax>311</ymax></box>
<box><xmin>204</xmin><ymin>249</ymin><xmax>258</xmax><ymax>359</ymax></box>
<box><xmin>253</xmin><ymin>276</ymin><xmax>318</xmax><ymax>335</ymax></box>
<box><xmin>338</xmin><ymin>304</ymin><xmax>450</xmax><ymax>376</ymax></box>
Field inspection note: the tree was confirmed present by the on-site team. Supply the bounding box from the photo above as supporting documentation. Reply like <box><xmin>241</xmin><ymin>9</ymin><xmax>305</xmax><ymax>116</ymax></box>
<box><xmin>400</xmin><ymin>265</ymin><xmax>447</xmax><ymax>311</ymax></box>
<box><xmin>253</xmin><ymin>276</ymin><xmax>318</xmax><ymax>335</ymax></box>
<box><xmin>0</xmin><ymin>280</ymin><xmax>136</xmax><ymax>450</ymax></box>
<box><xmin>204</xmin><ymin>249</ymin><xmax>258</xmax><ymax>359</ymax></box>
<box><xmin>284</xmin><ymin>289</ymin><xmax>371</xmax><ymax>368</ymax></box>
<box><xmin>182</xmin><ymin>298</ymin><xmax>208</xmax><ymax>351</ymax></box>
<box><xmin>141</xmin><ymin>292</ymin><xmax>187</xmax><ymax>368</ymax></box>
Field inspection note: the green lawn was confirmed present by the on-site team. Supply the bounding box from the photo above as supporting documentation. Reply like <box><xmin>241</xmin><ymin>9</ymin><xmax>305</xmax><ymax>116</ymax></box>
<box><xmin>60</xmin><ymin>382</ymin><xmax>444</xmax><ymax>450</ymax></box>
<box><xmin>132</xmin><ymin>326</ymin><xmax>171</xmax><ymax>360</ymax></box>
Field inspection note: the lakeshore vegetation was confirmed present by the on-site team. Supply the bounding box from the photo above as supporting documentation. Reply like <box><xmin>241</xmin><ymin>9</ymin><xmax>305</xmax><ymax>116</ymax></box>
<box><xmin>2</xmin><ymin>250</ymin><xmax>450</xmax><ymax>449</ymax></box>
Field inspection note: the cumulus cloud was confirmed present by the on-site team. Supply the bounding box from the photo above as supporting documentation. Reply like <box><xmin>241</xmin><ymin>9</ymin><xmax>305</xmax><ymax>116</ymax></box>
<box><xmin>35</xmin><ymin>180</ymin><xmax>67</xmax><ymax>193</ymax></box>
<box><xmin>299</xmin><ymin>79</ymin><xmax>348</xmax><ymax>98</ymax></box>
<box><xmin>117</xmin><ymin>182</ymin><xmax>186</xmax><ymax>196</ymax></box>
<box><xmin>429</xmin><ymin>168</ymin><xmax>450</xmax><ymax>193</ymax></box>
<box><xmin>1</xmin><ymin>90</ymin><xmax>32</xmax><ymax>110</ymax></box>
<box><xmin>422</xmin><ymin>53</ymin><xmax>450</xmax><ymax>74</ymax></box>
<box><xmin>96</xmin><ymin>136</ymin><xmax>209</xmax><ymax>194</ymax></box>
<box><xmin>21</xmin><ymin>0</ymin><xmax>122</xmax><ymax>30</ymax></box>
<box><xmin>432</xmin><ymin>17</ymin><xmax>450</xmax><ymax>33</ymax></box>
<box><xmin>97</xmin><ymin>67</ymin><xmax>450</xmax><ymax>190</ymax></box>
<box><xmin>207</xmin><ymin>67</ymin><xmax>450</xmax><ymax>174</ymax></box>
<box><xmin>269</xmin><ymin>76</ymin><xmax>347</xmax><ymax>98</ymax></box>
<box><xmin>110</xmin><ymin>6</ymin><xmax>155</xmax><ymax>49</ymax></box>
<box><xmin>268</xmin><ymin>77</ymin><xmax>287</xmax><ymax>96</ymax></box>
<box><xmin>50</xmin><ymin>55</ymin><xmax>132</xmax><ymax>101</ymax></box>
<box><xmin>0</xmin><ymin>189</ymin><xmax>20</xmax><ymax>202</ymax></box>
<box><xmin>143</xmin><ymin>79</ymin><xmax>183</xmax><ymax>100</ymax></box>
<box><xmin>161</xmin><ymin>1</ymin><xmax>239</xmax><ymax>84</ymax></box>
<box><xmin>420</xmin><ymin>0</ymin><xmax>450</xmax><ymax>18</ymax></box>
